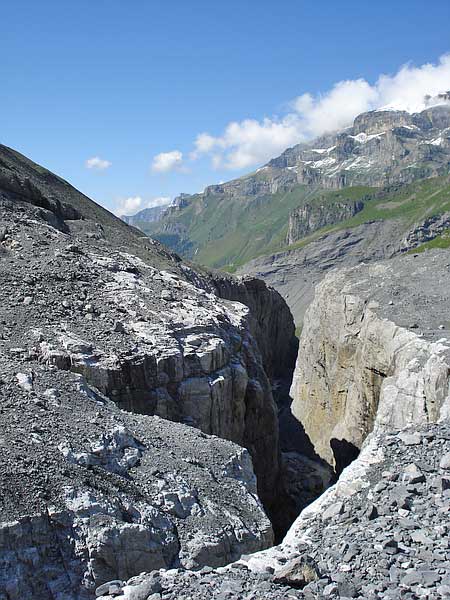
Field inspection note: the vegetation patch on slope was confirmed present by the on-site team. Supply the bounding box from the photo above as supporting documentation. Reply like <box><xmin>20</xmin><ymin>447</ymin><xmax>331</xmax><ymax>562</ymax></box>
<box><xmin>409</xmin><ymin>229</ymin><xmax>450</xmax><ymax>253</ymax></box>
<box><xmin>284</xmin><ymin>176</ymin><xmax>450</xmax><ymax>255</ymax></box>
<box><xmin>146</xmin><ymin>174</ymin><xmax>450</xmax><ymax>271</ymax></box>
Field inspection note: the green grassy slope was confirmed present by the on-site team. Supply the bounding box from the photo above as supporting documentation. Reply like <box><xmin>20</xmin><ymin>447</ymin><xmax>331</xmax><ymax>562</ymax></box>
<box><xmin>145</xmin><ymin>184</ymin><xmax>318</xmax><ymax>269</ymax></box>
<box><xmin>146</xmin><ymin>175</ymin><xmax>450</xmax><ymax>270</ymax></box>
<box><xmin>146</xmin><ymin>184</ymin><xmax>380</xmax><ymax>269</ymax></box>
<box><xmin>284</xmin><ymin>176</ymin><xmax>450</xmax><ymax>253</ymax></box>
<box><xmin>410</xmin><ymin>229</ymin><xmax>450</xmax><ymax>253</ymax></box>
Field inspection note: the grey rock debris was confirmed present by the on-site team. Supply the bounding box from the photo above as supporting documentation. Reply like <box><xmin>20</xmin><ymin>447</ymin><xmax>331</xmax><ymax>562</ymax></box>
<box><xmin>98</xmin><ymin>421</ymin><xmax>450</xmax><ymax>599</ymax></box>
<box><xmin>0</xmin><ymin>143</ymin><xmax>296</xmax><ymax>598</ymax></box>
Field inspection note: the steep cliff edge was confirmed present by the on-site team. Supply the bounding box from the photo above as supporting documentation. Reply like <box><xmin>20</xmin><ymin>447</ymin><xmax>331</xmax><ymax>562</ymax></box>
<box><xmin>0</xmin><ymin>144</ymin><xmax>299</xmax><ymax>597</ymax></box>
<box><xmin>194</xmin><ymin>270</ymin><xmax>298</xmax><ymax>380</ymax></box>
<box><xmin>286</xmin><ymin>198</ymin><xmax>364</xmax><ymax>245</ymax></box>
<box><xmin>291</xmin><ymin>251</ymin><xmax>450</xmax><ymax>470</ymax></box>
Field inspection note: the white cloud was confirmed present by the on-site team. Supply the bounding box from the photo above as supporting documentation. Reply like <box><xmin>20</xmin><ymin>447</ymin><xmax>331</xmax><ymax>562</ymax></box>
<box><xmin>85</xmin><ymin>156</ymin><xmax>112</xmax><ymax>170</ymax></box>
<box><xmin>146</xmin><ymin>196</ymin><xmax>172</xmax><ymax>208</ymax></box>
<box><xmin>151</xmin><ymin>150</ymin><xmax>185</xmax><ymax>173</ymax></box>
<box><xmin>115</xmin><ymin>196</ymin><xmax>143</xmax><ymax>216</ymax></box>
<box><xmin>190</xmin><ymin>54</ymin><xmax>450</xmax><ymax>170</ymax></box>
<box><xmin>114</xmin><ymin>195</ymin><xmax>172</xmax><ymax>217</ymax></box>
<box><xmin>291</xmin><ymin>79</ymin><xmax>378</xmax><ymax>138</ymax></box>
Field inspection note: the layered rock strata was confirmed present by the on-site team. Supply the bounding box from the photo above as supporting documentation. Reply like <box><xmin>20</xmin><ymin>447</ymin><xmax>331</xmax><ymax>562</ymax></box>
<box><xmin>291</xmin><ymin>250</ymin><xmax>450</xmax><ymax>468</ymax></box>
<box><xmin>0</xmin><ymin>144</ymin><xmax>298</xmax><ymax>597</ymax></box>
<box><xmin>199</xmin><ymin>270</ymin><xmax>298</xmax><ymax>379</ymax></box>
<box><xmin>286</xmin><ymin>199</ymin><xmax>364</xmax><ymax>245</ymax></box>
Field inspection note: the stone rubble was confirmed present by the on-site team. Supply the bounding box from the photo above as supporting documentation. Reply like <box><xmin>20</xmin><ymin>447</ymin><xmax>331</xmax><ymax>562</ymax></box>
<box><xmin>105</xmin><ymin>421</ymin><xmax>450</xmax><ymax>599</ymax></box>
<box><xmin>0</xmin><ymin>144</ymin><xmax>297</xmax><ymax>598</ymax></box>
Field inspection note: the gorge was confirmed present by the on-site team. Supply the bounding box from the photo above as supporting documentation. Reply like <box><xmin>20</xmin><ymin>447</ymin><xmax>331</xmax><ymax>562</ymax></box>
<box><xmin>1</xmin><ymin>104</ymin><xmax>450</xmax><ymax>600</ymax></box>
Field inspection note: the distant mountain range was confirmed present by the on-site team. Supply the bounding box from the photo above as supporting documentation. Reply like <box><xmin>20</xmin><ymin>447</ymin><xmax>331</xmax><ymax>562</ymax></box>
<box><xmin>128</xmin><ymin>100</ymin><xmax>450</xmax><ymax>271</ymax></box>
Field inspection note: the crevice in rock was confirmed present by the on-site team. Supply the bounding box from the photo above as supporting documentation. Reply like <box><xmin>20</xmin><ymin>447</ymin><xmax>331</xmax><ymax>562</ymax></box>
<box><xmin>330</xmin><ymin>438</ymin><xmax>360</xmax><ymax>477</ymax></box>
<box><xmin>270</xmin><ymin>336</ymin><xmax>335</xmax><ymax>540</ymax></box>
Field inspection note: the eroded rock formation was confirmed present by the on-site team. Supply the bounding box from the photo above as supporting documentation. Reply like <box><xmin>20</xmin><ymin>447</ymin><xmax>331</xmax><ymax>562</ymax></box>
<box><xmin>106</xmin><ymin>249</ymin><xmax>450</xmax><ymax>600</ymax></box>
<box><xmin>290</xmin><ymin>251</ymin><xmax>450</xmax><ymax>469</ymax></box>
<box><xmin>200</xmin><ymin>271</ymin><xmax>298</xmax><ymax>379</ymax></box>
<box><xmin>98</xmin><ymin>419</ymin><xmax>450</xmax><ymax>599</ymax></box>
<box><xmin>286</xmin><ymin>199</ymin><xmax>364</xmax><ymax>245</ymax></box>
<box><xmin>0</xmin><ymin>144</ymin><xmax>296</xmax><ymax>597</ymax></box>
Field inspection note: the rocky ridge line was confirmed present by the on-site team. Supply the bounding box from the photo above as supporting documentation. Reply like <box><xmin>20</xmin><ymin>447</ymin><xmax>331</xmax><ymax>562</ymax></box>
<box><xmin>0</xmin><ymin>144</ymin><xmax>299</xmax><ymax>597</ymax></box>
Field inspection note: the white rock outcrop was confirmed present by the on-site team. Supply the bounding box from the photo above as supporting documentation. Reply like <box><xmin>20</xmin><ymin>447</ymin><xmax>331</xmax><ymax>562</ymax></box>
<box><xmin>290</xmin><ymin>252</ymin><xmax>450</xmax><ymax>469</ymax></box>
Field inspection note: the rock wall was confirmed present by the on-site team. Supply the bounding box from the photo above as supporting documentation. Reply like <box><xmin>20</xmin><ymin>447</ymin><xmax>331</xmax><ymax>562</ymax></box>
<box><xmin>21</xmin><ymin>247</ymin><xmax>283</xmax><ymax>529</ymax></box>
<box><xmin>286</xmin><ymin>200</ymin><xmax>364</xmax><ymax>245</ymax></box>
<box><xmin>290</xmin><ymin>252</ymin><xmax>450</xmax><ymax>469</ymax></box>
<box><xmin>198</xmin><ymin>270</ymin><xmax>298</xmax><ymax>379</ymax></box>
<box><xmin>400</xmin><ymin>211</ymin><xmax>450</xmax><ymax>250</ymax></box>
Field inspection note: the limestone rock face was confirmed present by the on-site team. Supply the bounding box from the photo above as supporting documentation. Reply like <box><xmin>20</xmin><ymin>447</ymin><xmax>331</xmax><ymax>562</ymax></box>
<box><xmin>286</xmin><ymin>199</ymin><xmax>364</xmax><ymax>245</ymax></box>
<box><xmin>0</xmin><ymin>144</ymin><xmax>293</xmax><ymax>598</ymax></box>
<box><xmin>200</xmin><ymin>271</ymin><xmax>298</xmax><ymax>379</ymax></box>
<box><xmin>268</xmin><ymin>104</ymin><xmax>450</xmax><ymax>189</ymax></box>
<box><xmin>290</xmin><ymin>251</ymin><xmax>450</xmax><ymax>468</ymax></box>
<box><xmin>27</xmin><ymin>253</ymin><xmax>281</xmax><ymax>516</ymax></box>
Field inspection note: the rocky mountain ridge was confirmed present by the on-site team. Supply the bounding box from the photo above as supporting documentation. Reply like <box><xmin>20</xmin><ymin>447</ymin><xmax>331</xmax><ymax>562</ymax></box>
<box><xmin>267</xmin><ymin>103</ymin><xmax>450</xmax><ymax>189</ymax></box>
<box><xmin>138</xmin><ymin>103</ymin><xmax>450</xmax><ymax>269</ymax></box>
<box><xmin>121</xmin><ymin>205</ymin><xmax>170</xmax><ymax>229</ymax></box>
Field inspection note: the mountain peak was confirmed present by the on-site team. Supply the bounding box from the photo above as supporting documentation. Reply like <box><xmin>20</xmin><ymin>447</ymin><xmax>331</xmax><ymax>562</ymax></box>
<box><xmin>375</xmin><ymin>91</ymin><xmax>450</xmax><ymax>114</ymax></box>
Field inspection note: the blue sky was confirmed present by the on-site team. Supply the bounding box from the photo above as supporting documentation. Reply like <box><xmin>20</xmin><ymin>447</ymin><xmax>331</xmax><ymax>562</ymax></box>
<box><xmin>1</xmin><ymin>1</ymin><xmax>450</xmax><ymax>215</ymax></box>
